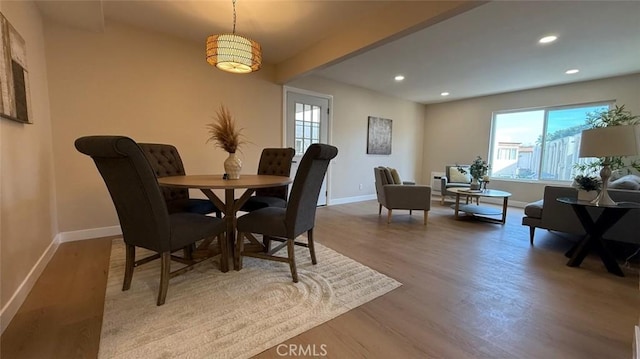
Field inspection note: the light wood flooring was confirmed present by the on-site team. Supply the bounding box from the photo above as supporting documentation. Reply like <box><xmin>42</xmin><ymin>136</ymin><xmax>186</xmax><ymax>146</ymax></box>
<box><xmin>2</xmin><ymin>200</ymin><xmax>639</xmax><ymax>358</ymax></box>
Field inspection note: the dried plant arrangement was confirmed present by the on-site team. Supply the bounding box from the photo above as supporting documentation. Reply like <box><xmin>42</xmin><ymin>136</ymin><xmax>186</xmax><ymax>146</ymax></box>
<box><xmin>206</xmin><ymin>105</ymin><xmax>246</xmax><ymax>153</ymax></box>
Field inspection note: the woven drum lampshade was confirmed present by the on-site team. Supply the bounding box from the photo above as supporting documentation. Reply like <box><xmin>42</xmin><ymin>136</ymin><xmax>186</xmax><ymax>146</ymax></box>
<box><xmin>206</xmin><ymin>33</ymin><xmax>262</xmax><ymax>74</ymax></box>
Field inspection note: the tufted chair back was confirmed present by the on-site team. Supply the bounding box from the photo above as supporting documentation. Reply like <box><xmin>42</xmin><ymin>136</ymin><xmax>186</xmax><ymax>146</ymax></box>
<box><xmin>139</xmin><ymin>143</ymin><xmax>189</xmax><ymax>203</ymax></box>
<box><xmin>255</xmin><ymin>148</ymin><xmax>295</xmax><ymax>200</ymax></box>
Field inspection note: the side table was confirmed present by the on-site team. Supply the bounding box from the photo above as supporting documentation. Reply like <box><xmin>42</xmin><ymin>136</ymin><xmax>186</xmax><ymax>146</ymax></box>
<box><xmin>556</xmin><ymin>197</ymin><xmax>640</xmax><ymax>276</ymax></box>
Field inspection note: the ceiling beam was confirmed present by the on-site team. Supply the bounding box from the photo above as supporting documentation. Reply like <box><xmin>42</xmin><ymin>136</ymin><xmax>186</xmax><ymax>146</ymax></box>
<box><xmin>274</xmin><ymin>1</ymin><xmax>486</xmax><ymax>84</ymax></box>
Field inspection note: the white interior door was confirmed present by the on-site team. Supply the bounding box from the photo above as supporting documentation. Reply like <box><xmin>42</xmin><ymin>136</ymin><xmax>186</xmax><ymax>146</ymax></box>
<box><xmin>285</xmin><ymin>89</ymin><xmax>330</xmax><ymax>206</ymax></box>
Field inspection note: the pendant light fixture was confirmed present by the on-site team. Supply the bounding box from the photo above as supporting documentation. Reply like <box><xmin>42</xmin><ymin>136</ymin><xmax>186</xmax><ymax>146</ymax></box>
<box><xmin>206</xmin><ymin>0</ymin><xmax>262</xmax><ymax>74</ymax></box>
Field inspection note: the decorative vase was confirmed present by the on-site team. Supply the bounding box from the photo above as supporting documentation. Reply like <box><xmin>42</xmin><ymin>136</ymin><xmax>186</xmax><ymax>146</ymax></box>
<box><xmin>470</xmin><ymin>177</ymin><xmax>481</xmax><ymax>190</ymax></box>
<box><xmin>224</xmin><ymin>152</ymin><xmax>242</xmax><ymax>180</ymax></box>
<box><xmin>577</xmin><ymin>189</ymin><xmax>598</xmax><ymax>202</ymax></box>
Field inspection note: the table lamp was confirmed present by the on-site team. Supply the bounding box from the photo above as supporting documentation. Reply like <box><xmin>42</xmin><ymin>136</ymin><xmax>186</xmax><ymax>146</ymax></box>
<box><xmin>578</xmin><ymin>124</ymin><xmax>640</xmax><ymax>206</ymax></box>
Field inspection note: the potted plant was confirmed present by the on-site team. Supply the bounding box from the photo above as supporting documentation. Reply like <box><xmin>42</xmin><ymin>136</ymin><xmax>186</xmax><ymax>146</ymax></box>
<box><xmin>573</xmin><ymin>105</ymin><xmax>640</xmax><ymax>176</ymax></box>
<box><xmin>457</xmin><ymin>156</ymin><xmax>490</xmax><ymax>190</ymax></box>
<box><xmin>572</xmin><ymin>174</ymin><xmax>601</xmax><ymax>201</ymax></box>
<box><xmin>206</xmin><ymin>105</ymin><xmax>247</xmax><ymax>179</ymax></box>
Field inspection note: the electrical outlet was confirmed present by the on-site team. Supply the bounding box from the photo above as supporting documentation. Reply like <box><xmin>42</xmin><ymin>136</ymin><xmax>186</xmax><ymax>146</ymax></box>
<box><xmin>359</xmin><ymin>183</ymin><xmax>363</xmax><ymax>190</ymax></box>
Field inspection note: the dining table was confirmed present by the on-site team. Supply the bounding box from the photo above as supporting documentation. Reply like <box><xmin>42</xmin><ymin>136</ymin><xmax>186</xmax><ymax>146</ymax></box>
<box><xmin>157</xmin><ymin>174</ymin><xmax>293</xmax><ymax>272</ymax></box>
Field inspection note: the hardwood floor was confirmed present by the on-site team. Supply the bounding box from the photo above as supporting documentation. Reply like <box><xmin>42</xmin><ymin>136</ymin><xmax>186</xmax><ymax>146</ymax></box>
<box><xmin>2</xmin><ymin>200</ymin><xmax>638</xmax><ymax>358</ymax></box>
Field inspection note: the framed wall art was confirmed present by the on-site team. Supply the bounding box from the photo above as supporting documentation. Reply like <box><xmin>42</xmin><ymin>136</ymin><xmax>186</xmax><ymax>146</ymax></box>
<box><xmin>366</xmin><ymin>116</ymin><xmax>392</xmax><ymax>155</ymax></box>
<box><xmin>0</xmin><ymin>12</ymin><xmax>31</xmax><ymax>124</ymax></box>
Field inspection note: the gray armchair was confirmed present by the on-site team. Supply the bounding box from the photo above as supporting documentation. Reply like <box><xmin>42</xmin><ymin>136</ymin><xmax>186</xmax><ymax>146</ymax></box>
<box><xmin>373</xmin><ymin>167</ymin><xmax>431</xmax><ymax>225</ymax></box>
<box><xmin>440</xmin><ymin>165</ymin><xmax>471</xmax><ymax>204</ymax></box>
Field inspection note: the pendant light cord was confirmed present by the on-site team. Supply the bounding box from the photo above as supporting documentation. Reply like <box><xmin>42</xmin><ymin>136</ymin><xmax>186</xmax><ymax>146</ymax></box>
<box><xmin>232</xmin><ymin>0</ymin><xmax>237</xmax><ymax>34</ymax></box>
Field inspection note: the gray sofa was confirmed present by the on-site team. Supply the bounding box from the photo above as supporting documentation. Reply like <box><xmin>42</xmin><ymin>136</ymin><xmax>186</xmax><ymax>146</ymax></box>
<box><xmin>522</xmin><ymin>186</ymin><xmax>640</xmax><ymax>245</ymax></box>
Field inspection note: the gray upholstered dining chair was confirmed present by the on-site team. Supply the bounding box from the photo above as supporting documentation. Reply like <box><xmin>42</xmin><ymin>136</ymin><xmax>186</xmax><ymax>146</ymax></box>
<box><xmin>139</xmin><ymin>143</ymin><xmax>222</xmax><ymax>218</ymax></box>
<box><xmin>240</xmin><ymin>147</ymin><xmax>295</xmax><ymax>212</ymax></box>
<box><xmin>75</xmin><ymin>136</ymin><xmax>227</xmax><ymax>306</ymax></box>
<box><xmin>235</xmin><ymin>143</ymin><xmax>338</xmax><ymax>282</ymax></box>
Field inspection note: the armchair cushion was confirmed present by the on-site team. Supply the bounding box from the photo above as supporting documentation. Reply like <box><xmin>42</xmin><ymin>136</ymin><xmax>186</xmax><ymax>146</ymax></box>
<box><xmin>449</xmin><ymin>166</ymin><xmax>471</xmax><ymax>183</ymax></box>
<box><xmin>382</xmin><ymin>167</ymin><xmax>394</xmax><ymax>184</ymax></box>
<box><xmin>389</xmin><ymin>168</ymin><xmax>402</xmax><ymax>184</ymax></box>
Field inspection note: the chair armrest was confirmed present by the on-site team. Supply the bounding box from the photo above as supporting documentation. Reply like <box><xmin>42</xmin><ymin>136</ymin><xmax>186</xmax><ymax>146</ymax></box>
<box><xmin>440</xmin><ymin>177</ymin><xmax>448</xmax><ymax>194</ymax></box>
<box><xmin>383</xmin><ymin>184</ymin><xmax>432</xmax><ymax>210</ymax></box>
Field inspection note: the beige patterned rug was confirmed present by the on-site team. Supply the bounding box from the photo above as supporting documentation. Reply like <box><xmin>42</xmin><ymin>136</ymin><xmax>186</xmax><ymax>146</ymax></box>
<box><xmin>98</xmin><ymin>239</ymin><xmax>401</xmax><ymax>359</ymax></box>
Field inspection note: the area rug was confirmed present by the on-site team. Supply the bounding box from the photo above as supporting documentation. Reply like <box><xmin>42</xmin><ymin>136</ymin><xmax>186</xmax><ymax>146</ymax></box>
<box><xmin>98</xmin><ymin>239</ymin><xmax>401</xmax><ymax>359</ymax></box>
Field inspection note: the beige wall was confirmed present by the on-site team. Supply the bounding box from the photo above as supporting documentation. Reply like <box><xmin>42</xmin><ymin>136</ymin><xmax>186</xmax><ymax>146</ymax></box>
<box><xmin>423</xmin><ymin>74</ymin><xmax>640</xmax><ymax>204</ymax></box>
<box><xmin>44</xmin><ymin>20</ymin><xmax>283</xmax><ymax>232</ymax></box>
<box><xmin>0</xmin><ymin>1</ymin><xmax>56</xmax><ymax>308</ymax></box>
<box><xmin>288</xmin><ymin>75</ymin><xmax>425</xmax><ymax>199</ymax></box>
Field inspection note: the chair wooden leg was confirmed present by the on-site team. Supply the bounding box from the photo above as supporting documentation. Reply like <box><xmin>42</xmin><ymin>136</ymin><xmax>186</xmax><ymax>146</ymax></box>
<box><xmin>235</xmin><ymin>232</ymin><xmax>244</xmax><ymax>270</ymax></box>
<box><xmin>529</xmin><ymin>227</ymin><xmax>535</xmax><ymax>245</ymax></box>
<box><xmin>409</xmin><ymin>210</ymin><xmax>413</xmax><ymax>215</ymax></box>
<box><xmin>157</xmin><ymin>252</ymin><xmax>170</xmax><ymax>306</ymax></box>
<box><xmin>219</xmin><ymin>234</ymin><xmax>229</xmax><ymax>273</ymax></box>
<box><xmin>308</xmin><ymin>229</ymin><xmax>317</xmax><ymax>265</ymax></box>
<box><xmin>440</xmin><ymin>195</ymin><xmax>445</xmax><ymax>205</ymax></box>
<box><xmin>183</xmin><ymin>243</ymin><xmax>195</xmax><ymax>260</ymax></box>
<box><xmin>123</xmin><ymin>244</ymin><xmax>135</xmax><ymax>291</ymax></box>
<box><xmin>378</xmin><ymin>203</ymin><xmax>382</xmax><ymax>215</ymax></box>
<box><xmin>263</xmin><ymin>235</ymin><xmax>271</xmax><ymax>253</ymax></box>
<box><xmin>424</xmin><ymin>210</ymin><xmax>428</xmax><ymax>225</ymax></box>
<box><xmin>387</xmin><ymin>209</ymin><xmax>392</xmax><ymax>224</ymax></box>
<box><xmin>287</xmin><ymin>238</ymin><xmax>298</xmax><ymax>283</ymax></box>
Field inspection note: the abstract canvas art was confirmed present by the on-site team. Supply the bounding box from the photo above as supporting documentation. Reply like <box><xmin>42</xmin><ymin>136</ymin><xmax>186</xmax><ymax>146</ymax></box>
<box><xmin>0</xmin><ymin>12</ymin><xmax>31</xmax><ymax>124</ymax></box>
<box><xmin>367</xmin><ymin>116</ymin><xmax>392</xmax><ymax>155</ymax></box>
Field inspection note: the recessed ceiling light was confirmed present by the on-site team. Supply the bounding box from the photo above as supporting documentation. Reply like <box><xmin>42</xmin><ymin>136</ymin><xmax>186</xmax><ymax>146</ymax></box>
<box><xmin>441</xmin><ymin>92</ymin><xmax>450</xmax><ymax>96</ymax></box>
<box><xmin>565</xmin><ymin>69</ymin><xmax>579</xmax><ymax>74</ymax></box>
<box><xmin>394</xmin><ymin>75</ymin><xmax>405</xmax><ymax>81</ymax></box>
<box><xmin>539</xmin><ymin>35</ymin><xmax>558</xmax><ymax>44</ymax></box>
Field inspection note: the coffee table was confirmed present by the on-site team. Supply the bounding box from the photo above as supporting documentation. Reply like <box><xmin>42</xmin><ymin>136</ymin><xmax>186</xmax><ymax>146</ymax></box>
<box><xmin>448</xmin><ymin>187</ymin><xmax>512</xmax><ymax>224</ymax></box>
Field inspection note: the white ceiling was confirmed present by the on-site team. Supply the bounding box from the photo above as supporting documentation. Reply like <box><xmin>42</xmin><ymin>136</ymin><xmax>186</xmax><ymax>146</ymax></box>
<box><xmin>36</xmin><ymin>1</ymin><xmax>640</xmax><ymax>105</ymax></box>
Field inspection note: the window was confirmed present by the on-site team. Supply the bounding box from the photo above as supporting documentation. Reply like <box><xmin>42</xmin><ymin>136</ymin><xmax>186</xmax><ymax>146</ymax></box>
<box><xmin>294</xmin><ymin>102</ymin><xmax>320</xmax><ymax>155</ymax></box>
<box><xmin>489</xmin><ymin>103</ymin><xmax>610</xmax><ymax>181</ymax></box>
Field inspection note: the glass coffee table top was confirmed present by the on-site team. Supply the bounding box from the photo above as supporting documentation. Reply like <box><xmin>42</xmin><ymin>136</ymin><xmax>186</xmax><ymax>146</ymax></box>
<box><xmin>448</xmin><ymin>188</ymin><xmax>512</xmax><ymax>224</ymax></box>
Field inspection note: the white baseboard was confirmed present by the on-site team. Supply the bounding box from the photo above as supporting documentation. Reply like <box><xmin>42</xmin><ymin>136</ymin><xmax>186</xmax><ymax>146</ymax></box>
<box><xmin>0</xmin><ymin>225</ymin><xmax>122</xmax><ymax>334</ymax></box>
<box><xmin>0</xmin><ymin>236</ymin><xmax>60</xmax><ymax>334</ymax></box>
<box><xmin>58</xmin><ymin>225</ymin><xmax>121</xmax><ymax>242</ymax></box>
<box><xmin>330</xmin><ymin>194</ymin><xmax>376</xmax><ymax>205</ymax></box>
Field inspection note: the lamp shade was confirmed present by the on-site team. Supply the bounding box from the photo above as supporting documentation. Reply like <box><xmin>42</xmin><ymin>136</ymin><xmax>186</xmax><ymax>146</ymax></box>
<box><xmin>206</xmin><ymin>34</ymin><xmax>262</xmax><ymax>74</ymax></box>
<box><xmin>579</xmin><ymin>124</ymin><xmax>640</xmax><ymax>158</ymax></box>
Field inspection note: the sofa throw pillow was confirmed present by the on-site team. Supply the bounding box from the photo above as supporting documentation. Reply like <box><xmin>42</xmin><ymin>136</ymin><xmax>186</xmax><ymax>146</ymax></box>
<box><xmin>449</xmin><ymin>167</ymin><xmax>471</xmax><ymax>183</ymax></box>
<box><xmin>609</xmin><ymin>175</ymin><xmax>640</xmax><ymax>190</ymax></box>
<box><xmin>389</xmin><ymin>168</ymin><xmax>402</xmax><ymax>184</ymax></box>
<box><xmin>382</xmin><ymin>167</ymin><xmax>394</xmax><ymax>185</ymax></box>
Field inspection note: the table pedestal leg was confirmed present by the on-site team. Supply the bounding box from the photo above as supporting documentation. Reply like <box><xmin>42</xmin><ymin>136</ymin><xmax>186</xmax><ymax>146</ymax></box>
<box><xmin>566</xmin><ymin>205</ymin><xmax>628</xmax><ymax>277</ymax></box>
<box><xmin>224</xmin><ymin>188</ymin><xmax>236</xmax><ymax>271</ymax></box>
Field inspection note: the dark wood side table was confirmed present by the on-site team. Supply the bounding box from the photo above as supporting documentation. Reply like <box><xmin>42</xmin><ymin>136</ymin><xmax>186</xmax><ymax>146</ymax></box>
<box><xmin>556</xmin><ymin>197</ymin><xmax>640</xmax><ymax>276</ymax></box>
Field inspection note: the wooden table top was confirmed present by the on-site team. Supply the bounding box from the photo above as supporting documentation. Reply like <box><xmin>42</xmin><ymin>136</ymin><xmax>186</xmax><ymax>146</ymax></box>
<box><xmin>157</xmin><ymin>174</ymin><xmax>292</xmax><ymax>190</ymax></box>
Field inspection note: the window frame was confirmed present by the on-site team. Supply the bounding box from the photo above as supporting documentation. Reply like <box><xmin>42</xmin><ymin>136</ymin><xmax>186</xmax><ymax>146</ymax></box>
<box><xmin>488</xmin><ymin>100</ymin><xmax>614</xmax><ymax>183</ymax></box>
